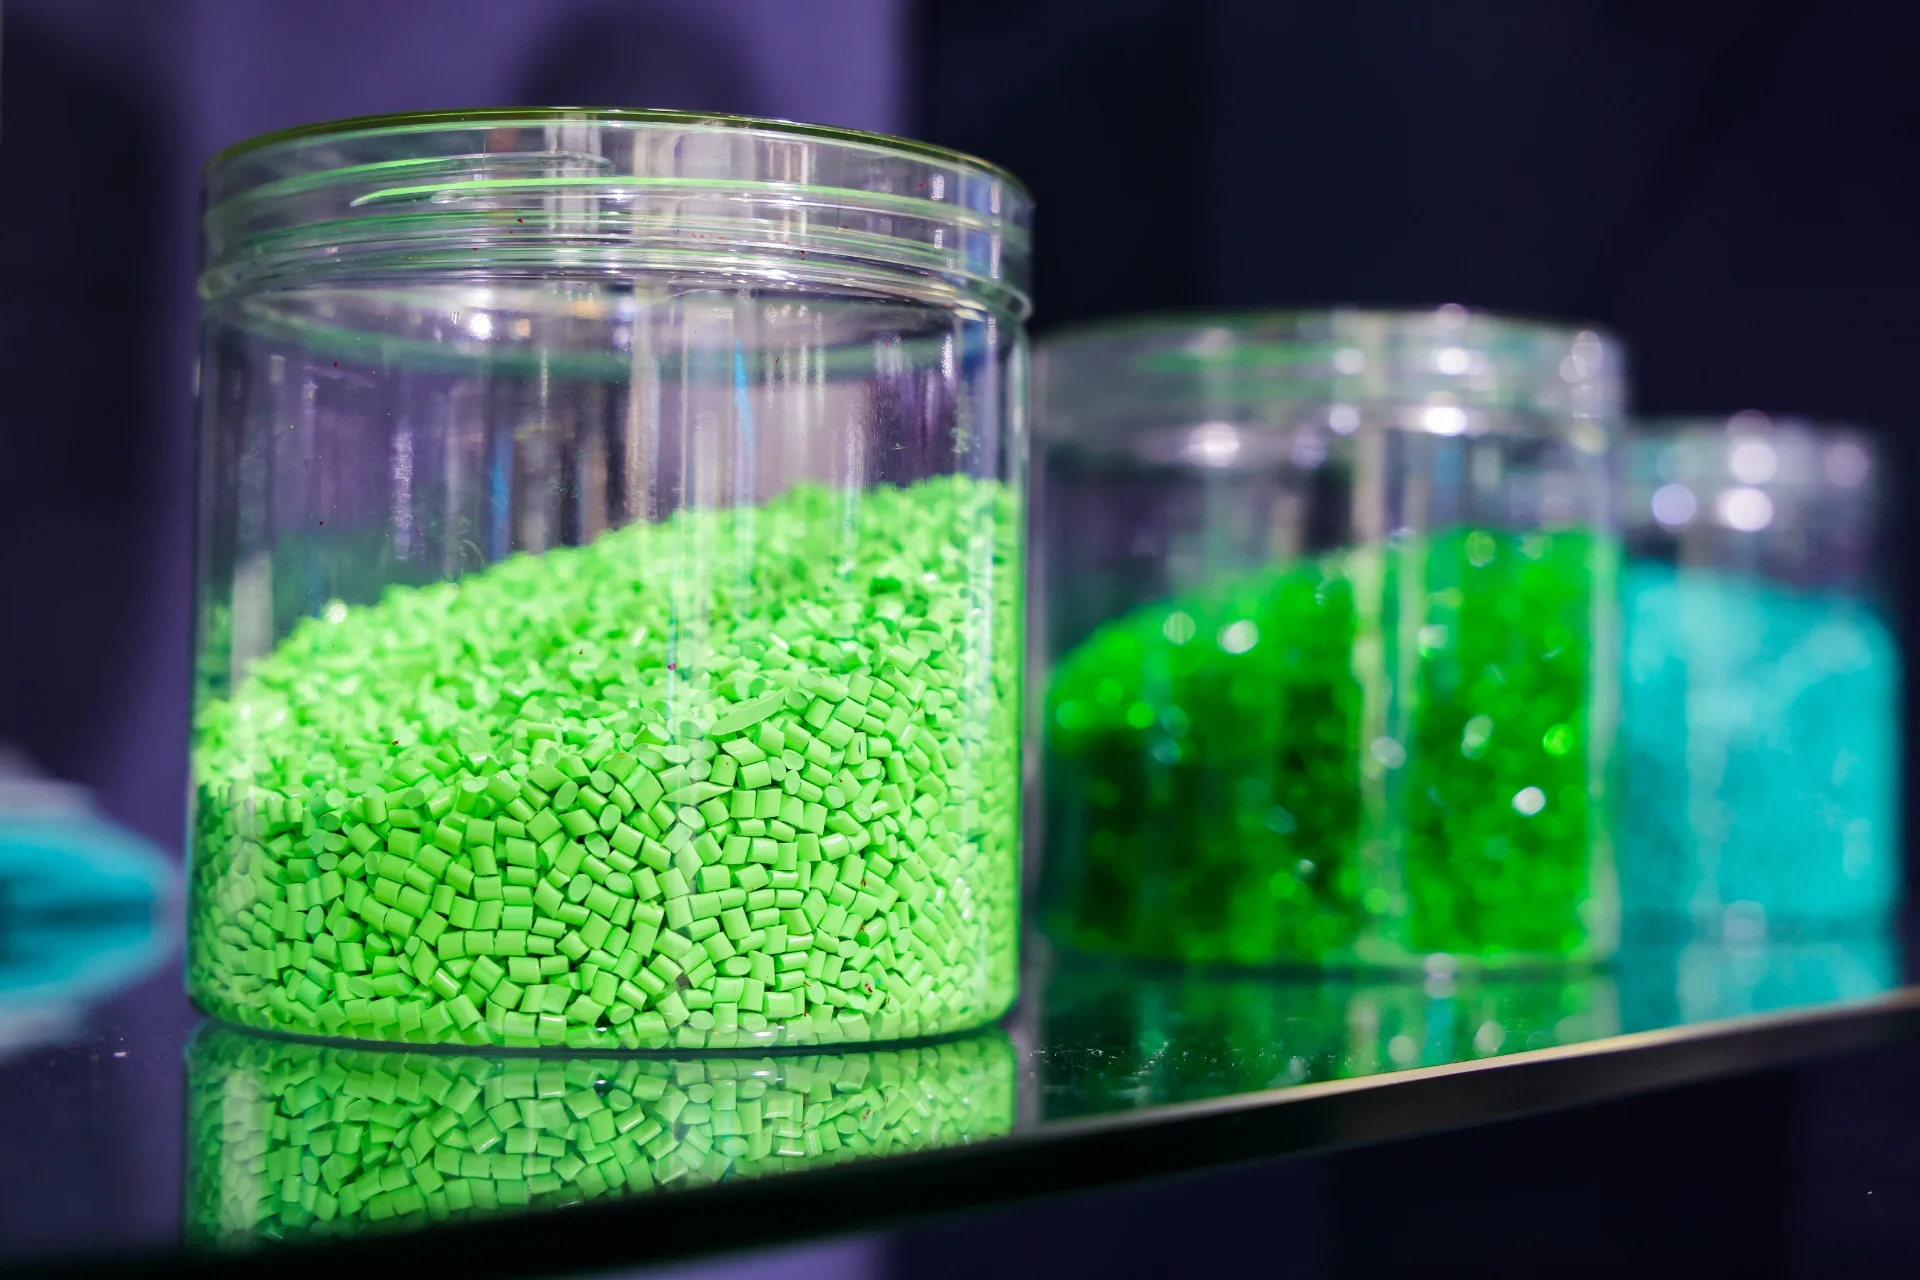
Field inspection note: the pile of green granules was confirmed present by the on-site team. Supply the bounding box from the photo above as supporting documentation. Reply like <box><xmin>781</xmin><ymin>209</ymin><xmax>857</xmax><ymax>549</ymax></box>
<box><xmin>1041</xmin><ymin>528</ymin><xmax>1606</xmax><ymax>966</ymax></box>
<box><xmin>1040</xmin><ymin>562</ymin><xmax>1363</xmax><ymax>965</ymax></box>
<box><xmin>190</xmin><ymin>476</ymin><xmax>1022</xmax><ymax>1049</ymax></box>
<box><xmin>187</xmin><ymin>1025</ymin><xmax>1014</xmax><ymax>1244</ymax></box>
<box><xmin>1398</xmin><ymin>529</ymin><xmax>1607</xmax><ymax>958</ymax></box>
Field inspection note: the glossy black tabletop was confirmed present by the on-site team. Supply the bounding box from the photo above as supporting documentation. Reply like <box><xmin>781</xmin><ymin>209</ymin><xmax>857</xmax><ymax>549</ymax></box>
<box><xmin>3</xmin><ymin>819</ymin><xmax>1913</xmax><ymax>1280</ymax></box>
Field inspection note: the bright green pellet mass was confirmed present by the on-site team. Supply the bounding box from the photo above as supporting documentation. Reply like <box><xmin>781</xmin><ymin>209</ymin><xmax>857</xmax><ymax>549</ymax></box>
<box><xmin>1041</xmin><ymin>561</ymin><xmax>1363</xmax><ymax>965</ymax></box>
<box><xmin>186</xmin><ymin>1025</ymin><xmax>1014</xmax><ymax>1246</ymax></box>
<box><xmin>1041</xmin><ymin>527</ymin><xmax>1608</xmax><ymax>965</ymax></box>
<box><xmin>1398</xmin><ymin>528</ymin><xmax>1608</xmax><ymax>959</ymax></box>
<box><xmin>190</xmin><ymin>476</ymin><xmax>1021</xmax><ymax>1048</ymax></box>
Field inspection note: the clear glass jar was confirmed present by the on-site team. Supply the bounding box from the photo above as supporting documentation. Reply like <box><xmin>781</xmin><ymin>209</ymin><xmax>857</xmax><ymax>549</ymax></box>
<box><xmin>1620</xmin><ymin>415</ymin><xmax>1900</xmax><ymax>941</ymax></box>
<box><xmin>189</xmin><ymin>110</ymin><xmax>1031</xmax><ymax>1049</ymax></box>
<box><xmin>185</xmin><ymin>1022</ymin><xmax>1015</xmax><ymax>1243</ymax></box>
<box><xmin>1034</xmin><ymin>308</ymin><xmax>1622</xmax><ymax>969</ymax></box>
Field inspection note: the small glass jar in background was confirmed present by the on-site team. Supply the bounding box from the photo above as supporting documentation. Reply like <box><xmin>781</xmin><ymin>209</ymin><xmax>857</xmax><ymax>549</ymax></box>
<box><xmin>1033</xmin><ymin>308</ymin><xmax>1622</xmax><ymax>970</ymax></box>
<box><xmin>1620</xmin><ymin>415</ymin><xmax>1901</xmax><ymax>942</ymax></box>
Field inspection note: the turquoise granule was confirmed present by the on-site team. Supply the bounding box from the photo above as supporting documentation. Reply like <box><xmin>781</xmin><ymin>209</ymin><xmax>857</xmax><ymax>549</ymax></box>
<box><xmin>1621</xmin><ymin>560</ymin><xmax>1900</xmax><ymax>936</ymax></box>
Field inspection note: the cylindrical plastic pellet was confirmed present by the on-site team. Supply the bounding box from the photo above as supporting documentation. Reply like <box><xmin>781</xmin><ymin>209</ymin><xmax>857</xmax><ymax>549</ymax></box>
<box><xmin>188</xmin><ymin>111</ymin><xmax>1031</xmax><ymax>1047</ymax></box>
<box><xmin>1034</xmin><ymin>309</ymin><xmax>1622</xmax><ymax>969</ymax></box>
<box><xmin>1620</xmin><ymin>416</ymin><xmax>1900</xmax><ymax>942</ymax></box>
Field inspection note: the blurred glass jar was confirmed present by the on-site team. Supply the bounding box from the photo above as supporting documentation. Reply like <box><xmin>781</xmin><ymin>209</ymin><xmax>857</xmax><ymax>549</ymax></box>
<box><xmin>189</xmin><ymin>110</ymin><xmax>1031</xmax><ymax>1049</ymax></box>
<box><xmin>1034</xmin><ymin>308</ymin><xmax>1622</xmax><ymax>969</ymax></box>
<box><xmin>1620</xmin><ymin>416</ymin><xmax>1900</xmax><ymax>941</ymax></box>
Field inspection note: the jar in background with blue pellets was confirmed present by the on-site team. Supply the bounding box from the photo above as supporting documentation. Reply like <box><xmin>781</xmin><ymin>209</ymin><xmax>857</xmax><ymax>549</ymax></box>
<box><xmin>1621</xmin><ymin>415</ymin><xmax>1900</xmax><ymax>943</ymax></box>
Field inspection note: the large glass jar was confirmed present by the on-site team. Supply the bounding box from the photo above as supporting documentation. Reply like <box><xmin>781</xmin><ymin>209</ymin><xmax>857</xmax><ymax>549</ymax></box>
<box><xmin>190</xmin><ymin>110</ymin><xmax>1031</xmax><ymax>1049</ymax></box>
<box><xmin>1620</xmin><ymin>416</ymin><xmax>1900</xmax><ymax>942</ymax></box>
<box><xmin>1034</xmin><ymin>309</ymin><xmax>1621</xmax><ymax>969</ymax></box>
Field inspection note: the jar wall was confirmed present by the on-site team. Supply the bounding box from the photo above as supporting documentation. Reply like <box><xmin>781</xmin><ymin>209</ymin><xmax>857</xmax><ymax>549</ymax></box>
<box><xmin>189</xmin><ymin>112</ymin><xmax>1030</xmax><ymax>1050</ymax></box>
<box><xmin>1619</xmin><ymin>417</ymin><xmax>1900</xmax><ymax>941</ymax></box>
<box><xmin>1034</xmin><ymin>310</ymin><xmax>1620</xmax><ymax>970</ymax></box>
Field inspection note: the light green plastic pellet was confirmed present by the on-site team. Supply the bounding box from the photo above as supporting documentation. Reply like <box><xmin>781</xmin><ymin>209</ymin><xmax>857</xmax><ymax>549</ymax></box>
<box><xmin>190</xmin><ymin>478</ymin><xmax>1020</xmax><ymax>1048</ymax></box>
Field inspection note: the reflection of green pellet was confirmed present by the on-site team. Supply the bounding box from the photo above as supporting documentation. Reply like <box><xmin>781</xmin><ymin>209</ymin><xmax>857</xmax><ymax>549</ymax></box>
<box><xmin>185</xmin><ymin>1025</ymin><xmax>1015</xmax><ymax>1247</ymax></box>
<box><xmin>190</xmin><ymin>477</ymin><xmax>1022</xmax><ymax>1048</ymax></box>
<box><xmin>1041</xmin><ymin>527</ymin><xmax>1607</xmax><ymax>965</ymax></box>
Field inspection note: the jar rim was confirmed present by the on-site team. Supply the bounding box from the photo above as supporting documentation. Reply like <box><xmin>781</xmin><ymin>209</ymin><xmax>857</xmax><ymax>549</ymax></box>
<box><xmin>206</xmin><ymin>106</ymin><xmax>1032</xmax><ymax>198</ymax></box>
<box><xmin>1041</xmin><ymin>306</ymin><xmax>1619</xmax><ymax>365</ymax></box>
<box><xmin>1628</xmin><ymin>414</ymin><xmax>1880</xmax><ymax>500</ymax></box>
<box><xmin>201</xmin><ymin>108</ymin><xmax>1032</xmax><ymax>316</ymax></box>
<box><xmin>1037</xmin><ymin>306</ymin><xmax>1623</xmax><ymax>444</ymax></box>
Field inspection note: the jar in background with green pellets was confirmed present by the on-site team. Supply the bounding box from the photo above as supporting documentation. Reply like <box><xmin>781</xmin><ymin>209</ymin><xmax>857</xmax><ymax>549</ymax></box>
<box><xmin>189</xmin><ymin>111</ymin><xmax>1031</xmax><ymax>1048</ymax></box>
<box><xmin>1034</xmin><ymin>309</ymin><xmax>1622</xmax><ymax>970</ymax></box>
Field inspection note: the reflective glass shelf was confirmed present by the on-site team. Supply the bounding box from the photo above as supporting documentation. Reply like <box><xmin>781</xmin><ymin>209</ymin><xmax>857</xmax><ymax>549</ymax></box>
<box><xmin>5</xmin><ymin>920</ymin><xmax>1913</xmax><ymax>1279</ymax></box>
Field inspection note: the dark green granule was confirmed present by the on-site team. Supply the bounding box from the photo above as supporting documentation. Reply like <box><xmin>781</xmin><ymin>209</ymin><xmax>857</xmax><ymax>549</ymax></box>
<box><xmin>1040</xmin><ymin>562</ymin><xmax>1362</xmax><ymax>965</ymax></box>
<box><xmin>1041</xmin><ymin>528</ymin><xmax>1609</xmax><ymax>967</ymax></box>
<box><xmin>1397</xmin><ymin>528</ymin><xmax>1608</xmax><ymax>960</ymax></box>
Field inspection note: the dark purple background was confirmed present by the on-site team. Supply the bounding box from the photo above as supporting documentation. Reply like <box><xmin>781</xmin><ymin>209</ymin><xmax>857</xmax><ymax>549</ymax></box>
<box><xmin>9</xmin><ymin>0</ymin><xmax>1920</xmax><ymax>1274</ymax></box>
<box><xmin>0</xmin><ymin>0</ymin><xmax>901</xmax><ymax>866</ymax></box>
<box><xmin>902</xmin><ymin>1</ymin><xmax>1920</xmax><ymax>1275</ymax></box>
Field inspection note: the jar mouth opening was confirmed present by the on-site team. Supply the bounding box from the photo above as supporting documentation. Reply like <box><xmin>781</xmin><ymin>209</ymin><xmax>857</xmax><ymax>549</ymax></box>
<box><xmin>202</xmin><ymin>108</ymin><xmax>1032</xmax><ymax>316</ymax></box>
<box><xmin>1627</xmin><ymin>415</ymin><xmax>1880</xmax><ymax>525</ymax></box>
<box><xmin>206</xmin><ymin>107</ymin><xmax>1032</xmax><ymax>198</ymax></box>
<box><xmin>1037</xmin><ymin>306</ymin><xmax>1623</xmax><ymax>446</ymax></box>
<box><xmin>1624</xmin><ymin>418</ymin><xmax>1882</xmax><ymax>589</ymax></box>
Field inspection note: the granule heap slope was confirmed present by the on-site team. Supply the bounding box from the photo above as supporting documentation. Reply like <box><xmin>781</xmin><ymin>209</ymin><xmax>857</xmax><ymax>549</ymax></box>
<box><xmin>192</xmin><ymin>476</ymin><xmax>1022</xmax><ymax>1048</ymax></box>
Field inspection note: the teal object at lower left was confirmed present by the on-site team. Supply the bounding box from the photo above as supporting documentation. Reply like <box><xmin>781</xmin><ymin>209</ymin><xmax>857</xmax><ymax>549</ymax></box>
<box><xmin>0</xmin><ymin>809</ymin><xmax>173</xmax><ymax>1013</ymax></box>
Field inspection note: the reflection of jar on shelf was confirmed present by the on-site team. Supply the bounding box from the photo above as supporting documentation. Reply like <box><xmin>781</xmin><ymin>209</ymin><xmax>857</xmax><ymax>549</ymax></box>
<box><xmin>1031</xmin><ymin>954</ymin><xmax>1358</xmax><ymax>1117</ymax></box>
<box><xmin>1621</xmin><ymin>417</ymin><xmax>1900</xmax><ymax>941</ymax></box>
<box><xmin>1343</xmin><ymin>970</ymin><xmax>1619</xmax><ymax>1076</ymax></box>
<box><xmin>1030</xmin><ymin>952</ymin><xmax>1620</xmax><ymax>1118</ymax></box>
<box><xmin>185</xmin><ymin>1024</ymin><xmax>1015</xmax><ymax>1247</ymax></box>
<box><xmin>1616</xmin><ymin>937</ymin><xmax>1899</xmax><ymax>1034</ymax></box>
